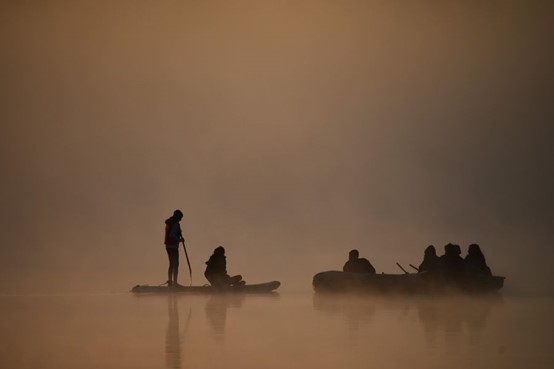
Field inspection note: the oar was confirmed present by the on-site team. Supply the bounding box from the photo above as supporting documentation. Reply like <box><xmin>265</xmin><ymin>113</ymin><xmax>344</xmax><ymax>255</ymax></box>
<box><xmin>409</xmin><ymin>264</ymin><xmax>419</xmax><ymax>272</ymax></box>
<box><xmin>181</xmin><ymin>239</ymin><xmax>193</xmax><ymax>286</ymax></box>
<box><xmin>396</xmin><ymin>262</ymin><xmax>409</xmax><ymax>274</ymax></box>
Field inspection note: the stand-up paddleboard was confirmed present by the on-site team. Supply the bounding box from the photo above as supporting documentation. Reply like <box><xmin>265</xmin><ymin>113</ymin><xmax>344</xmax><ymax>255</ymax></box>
<box><xmin>132</xmin><ymin>281</ymin><xmax>280</xmax><ymax>294</ymax></box>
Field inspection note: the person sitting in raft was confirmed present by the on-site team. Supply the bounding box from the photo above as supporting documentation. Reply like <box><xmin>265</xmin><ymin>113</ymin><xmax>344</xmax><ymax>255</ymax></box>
<box><xmin>204</xmin><ymin>246</ymin><xmax>245</xmax><ymax>287</ymax></box>
<box><xmin>439</xmin><ymin>243</ymin><xmax>465</xmax><ymax>279</ymax></box>
<box><xmin>464</xmin><ymin>243</ymin><xmax>492</xmax><ymax>276</ymax></box>
<box><xmin>343</xmin><ymin>249</ymin><xmax>376</xmax><ymax>274</ymax></box>
<box><xmin>418</xmin><ymin>245</ymin><xmax>441</xmax><ymax>274</ymax></box>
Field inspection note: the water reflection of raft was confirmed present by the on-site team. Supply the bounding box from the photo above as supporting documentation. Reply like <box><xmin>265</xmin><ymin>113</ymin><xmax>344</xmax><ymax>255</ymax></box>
<box><xmin>312</xmin><ymin>271</ymin><xmax>505</xmax><ymax>294</ymax></box>
<box><xmin>132</xmin><ymin>281</ymin><xmax>280</xmax><ymax>294</ymax></box>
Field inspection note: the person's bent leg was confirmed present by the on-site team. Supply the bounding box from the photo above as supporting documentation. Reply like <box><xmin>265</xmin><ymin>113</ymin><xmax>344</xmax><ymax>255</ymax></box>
<box><xmin>230</xmin><ymin>275</ymin><xmax>245</xmax><ymax>286</ymax></box>
<box><xmin>207</xmin><ymin>274</ymin><xmax>228</xmax><ymax>287</ymax></box>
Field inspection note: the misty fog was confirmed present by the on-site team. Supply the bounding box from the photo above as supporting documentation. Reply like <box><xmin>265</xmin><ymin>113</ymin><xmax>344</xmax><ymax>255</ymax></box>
<box><xmin>1</xmin><ymin>1</ymin><xmax>553</xmax><ymax>294</ymax></box>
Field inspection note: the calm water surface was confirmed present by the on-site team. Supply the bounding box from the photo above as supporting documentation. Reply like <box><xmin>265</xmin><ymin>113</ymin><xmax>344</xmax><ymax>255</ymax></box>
<box><xmin>1</xmin><ymin>290</ymin><xmax>552</xmax><ymax>369</ymax></box>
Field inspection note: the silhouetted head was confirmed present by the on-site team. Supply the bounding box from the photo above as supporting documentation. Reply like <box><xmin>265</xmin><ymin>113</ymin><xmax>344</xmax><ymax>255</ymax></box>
<box><xmin>444</xmin><ymin>243</ymin><xmax>456</xmax><ymax>255</ymax></box>
<box><xmin>453</xmin><ymin>244</ymin><xmax>461</xmax><ymax>255</ymax></box>
<box><xmin>214</xmin><ymin>246</ymin><xmax>225</xmax><ymax>255</ymax></box>
<box><xmin>348</xmin><ymin>249</ymin><xmax>359</xmax><ymax>260</ymax></box>
<box><xmin>468</xmin><ymin>243</ymin><xmax>483</xmax><ymax>256</ymax></box>
<box><xmin>173</xmin><ymin>209</ymin><xmax>183</xmax><ymax>219</ymax></box>
<box><xmin>424</xmin><ymin>245</ymin><xmax>436</xmax><ymax>256</ymax></box>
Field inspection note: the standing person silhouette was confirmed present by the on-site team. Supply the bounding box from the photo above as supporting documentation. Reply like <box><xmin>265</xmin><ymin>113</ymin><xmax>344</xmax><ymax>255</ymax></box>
<box><xmin>164</xmin><ymin>209</ymin><xmax>184</xmax><ymax>286</ymax></box>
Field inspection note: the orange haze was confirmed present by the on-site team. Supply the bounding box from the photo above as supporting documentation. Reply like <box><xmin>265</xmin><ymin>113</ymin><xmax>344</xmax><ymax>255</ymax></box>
<box><xmin>1</xmin><ymin>1</ymin><xmax>553</xmax><ymax>294</ymax></box>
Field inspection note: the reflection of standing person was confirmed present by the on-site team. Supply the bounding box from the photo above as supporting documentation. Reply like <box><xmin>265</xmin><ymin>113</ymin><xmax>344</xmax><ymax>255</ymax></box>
<box><xmin>204</xmin><ymin>246</ymin><xmax>245</xmax><ymax>287</ymax></box>
<box><xmin>165</xmin><ymin>210</ymin><xmax>184</xmax><ymax>286</ymax></box>
<box><xmin>165</xmin><ymin>296</ymin><xmax>182</xmax><ymax>369</ymax></box>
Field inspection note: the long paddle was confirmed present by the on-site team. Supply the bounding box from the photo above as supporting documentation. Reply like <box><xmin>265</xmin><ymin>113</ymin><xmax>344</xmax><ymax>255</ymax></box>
<box><xmin>181</xmin><ymin>239</ymin><xmax>192</xmax><ymax>286</ymax></box>
<box><xmin>396</xmin><ymin>262</ymin><xmax>409</xmax><ymax>274</ymax></box>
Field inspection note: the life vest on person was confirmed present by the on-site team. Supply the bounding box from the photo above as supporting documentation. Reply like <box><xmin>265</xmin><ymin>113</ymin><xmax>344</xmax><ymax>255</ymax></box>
<box><xmin>164</xmin><ymin>218</ymin><xmax>181</xmax><ymax>245</ymax></box>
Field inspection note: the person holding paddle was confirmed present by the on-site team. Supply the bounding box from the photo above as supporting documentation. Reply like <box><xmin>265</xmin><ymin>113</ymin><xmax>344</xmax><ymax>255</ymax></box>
<box><xmin>164</xmin><ymin>209</ymin><xmax>185</xmax><ymax>286</ymax></box>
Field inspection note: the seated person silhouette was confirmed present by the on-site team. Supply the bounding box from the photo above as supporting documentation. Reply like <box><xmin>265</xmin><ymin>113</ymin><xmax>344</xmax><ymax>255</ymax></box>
<box><xmin>464</xmin><ymin>243</ymin><xmax>492</xmax><ymax>277</ymax></box>
<box><xmin>418</xmin><ymin>245</ymin><xmax>441</xmax><ymax>274</ymax></box>
<box><xmin>204</xmin><ymin>246</ymin><xmax>245</xmax><ymax>287</ymax></box>
<box><xmin>439</xmin><ymin>243</ymin><xmax>464</xmax><ymax>279</ymax></box>
<box><xmin>343</xmin><ymin>249</ymin><xmax>376</xmax><ymax>274</ymax></box>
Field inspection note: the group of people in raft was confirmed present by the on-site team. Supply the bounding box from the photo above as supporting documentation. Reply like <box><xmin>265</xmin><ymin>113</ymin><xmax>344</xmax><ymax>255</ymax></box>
<box><xmin>165</xmin><ymin>209</ymin><xmax>492</xmax><ymax>287</ymax></box>
<box><xmin>344</xmin><ymin>243</ymin><xmax>492</xmax><ymax>278</ymax></box>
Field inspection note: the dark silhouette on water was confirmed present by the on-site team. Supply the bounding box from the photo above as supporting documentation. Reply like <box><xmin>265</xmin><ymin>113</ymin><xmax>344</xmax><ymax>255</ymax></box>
<box><xmin>439</xmin><ymin>243</ymin><xmax>465</xmax><ymax>279</ymax></box>
<box><xmin>313</xmin><ymin>242</ymin><xmax>505</xmax><ymax>293</ymax></box>
<box><xmin>312</xmin><ymin>293</ymin><xmax>376</xmax><ymax>342</ymax></box>
<box><xmin>204</xmin><ymin>294</ymin><xmax>245</xmax><ymax>342</ymax></box>
<box><xmin>417</xmin><ymin>295</ymin><xmax>500</xmax><ymax>348</ymax></box>
<box><xmin>418</xmin><ymin>245</ymin><xmax>441</xmax><ymax>274</ymax></box>
<box><xmin>166</xmin><ymin>296</ymin><xmax>191</xmax><ymax>369</ymax></box>
<box><xmin>204</xmin><ymin>246</ymin><xmax>245</xmax><ymax>287</ymax></box>
<box><xmin>343</xmin><ymin>249</ymin><xmax>376</xmax><ymax>274</ymax></box>
<box><xmin>464</xmin><ymin>243</ymin><xmax>492</xmax><ymax>277</ymax></box>
<box><xmin>164</xmin><ymin>209</ymin><xmax>185</xmax><ymax>286</ymax></box>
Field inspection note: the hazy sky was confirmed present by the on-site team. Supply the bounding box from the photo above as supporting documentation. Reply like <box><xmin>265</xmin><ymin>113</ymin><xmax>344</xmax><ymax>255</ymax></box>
<box><xmin>1</xmin><ymin>1</ymin><xmax>553</xmax><ymax>293</ymax></box>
